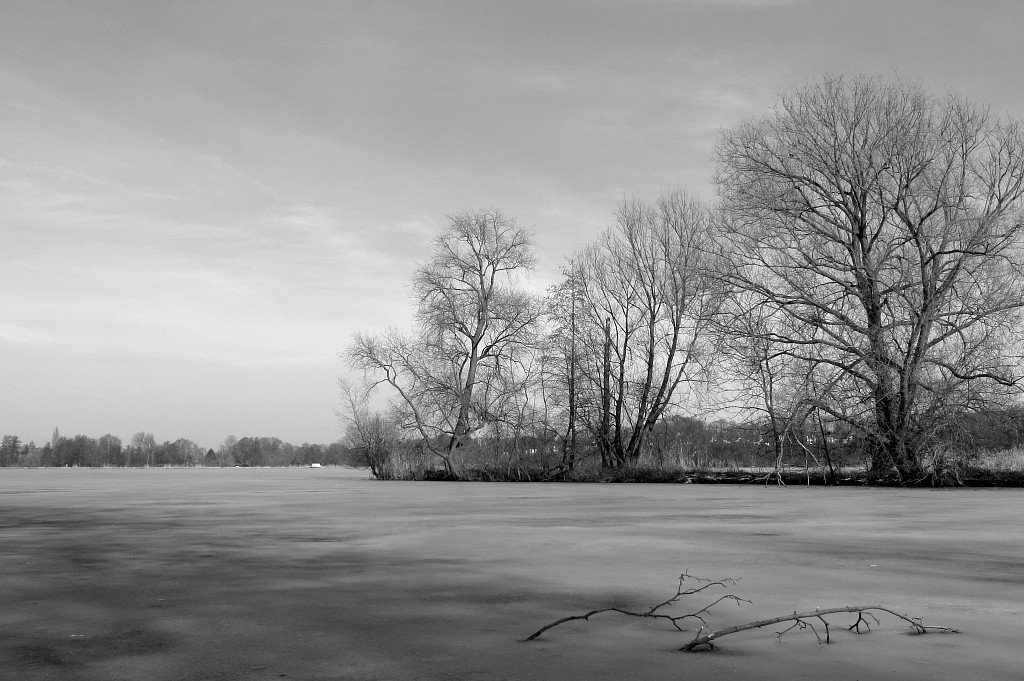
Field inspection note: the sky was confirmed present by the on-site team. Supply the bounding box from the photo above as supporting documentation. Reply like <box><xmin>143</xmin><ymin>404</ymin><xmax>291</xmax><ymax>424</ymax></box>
<box><xmin>2</xmin><ymin>1</ymin><xmax>1023</xmax><ymax>451</ymax></box>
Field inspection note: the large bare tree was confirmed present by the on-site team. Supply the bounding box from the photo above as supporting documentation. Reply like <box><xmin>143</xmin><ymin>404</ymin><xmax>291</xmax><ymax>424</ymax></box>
<box><xmin>567</xmin><ymin>191</ymin><xmax>723</xmax><ymax>468</ymax></box>
<box><xmin>715</xmin><ymin>75</ymin><xmax>1024</xmax><ymax>483</ymax></box>
<box><xmin>348</xmin><ymin>210</ymin><xmax>541</xmax><ymax>476</ymax></box>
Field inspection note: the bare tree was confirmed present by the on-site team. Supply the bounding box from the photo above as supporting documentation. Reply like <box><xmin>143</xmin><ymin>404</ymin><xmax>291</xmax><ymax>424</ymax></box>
<box><xmin>716</xmin><ymin>295</ymin><xmax>796</xmax><ymax>467</ymax></box>
<box><xmin>217</xmin><ymin>435</ymin><xmax>238</xmax><ymax>467</ymax></box>
<box><xmin>715</xmin><ymin>75</ymin><xmax>1024</xmax><ymax>483</ymax></box>
<box><xmin>129</xmin><ymin>431</ymin><xmax>156</xmax><ymax>467</ymax></box>
<box><xmin>339</xmin><ymin>379</ymin><xmax>398</xmax><ymax>479</ymax></box>
<box><xmin>536</xmin><ymin>261</ymin><xmax>588</xmax><ymax>475</ymax></box>
<box><xmin>715</xmin><ymin>296</ymin><xmax>849</xmax><ymax>483</ymax></box>
<box><xmin>567</xmin><ymin>191</ymin><xmax>723</xmax><ymax>468</ymax></box>
<box><xmin>348</xmin><ymin>210</ymin><xmax>541</xmax><ymax>477</ymax></box>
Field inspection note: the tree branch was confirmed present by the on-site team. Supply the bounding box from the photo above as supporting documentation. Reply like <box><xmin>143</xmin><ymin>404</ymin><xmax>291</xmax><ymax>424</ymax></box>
<box><xmin>681</xmin><ymin>604</ymin><xmax>959</xmax><ymax>651</ymax></box>
<box><xmin>525</xmin><ymin>572</ymin><xmax>745</xmax><ymax>641</ymax></box>
<box><xmin>523</xmin><ymin>572</ymin><xmax>959</xmax><ymax>654</ymax></box>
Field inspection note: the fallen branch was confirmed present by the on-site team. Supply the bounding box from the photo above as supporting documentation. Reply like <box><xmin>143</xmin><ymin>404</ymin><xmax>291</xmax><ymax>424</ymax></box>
<box><xmin>525</xmin><ymin>572</ymin><xmax>747</xmax><ymax>641</ymax></box>
<box><xmin>525</xmin><ymin>572</ymin><xmax>959</xmax><ymax>653</ymax></box>
<box><xmin>681</xmin><ymin>605</ymin><xmax>960</xmax><ymax>651</ymax></box>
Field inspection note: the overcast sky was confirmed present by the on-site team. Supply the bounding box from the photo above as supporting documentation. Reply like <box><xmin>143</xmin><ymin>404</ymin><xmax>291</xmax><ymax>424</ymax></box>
<box><xmin>2</xmin><ymin>1</ymin><xmax>1023</xmax><ymax>450</ymax></box>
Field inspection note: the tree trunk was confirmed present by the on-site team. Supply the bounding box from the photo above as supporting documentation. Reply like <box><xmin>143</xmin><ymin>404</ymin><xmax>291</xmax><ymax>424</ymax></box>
<box><xmin>599</xmin><ymin>317</ymin><xmax>615</xmax><ymax>468</ymax></box>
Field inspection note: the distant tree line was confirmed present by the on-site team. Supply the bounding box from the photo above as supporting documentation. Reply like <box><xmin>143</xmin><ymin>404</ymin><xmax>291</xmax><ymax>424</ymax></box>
<box><xmin>344</xmin><ymin>75</ymin><xmax>1024</xmax><ymax>485</ymax></box>
<box><xmin>0</xmin><ymin>428</ymin><xmax>362</xmax><ymax>468</ymax></box>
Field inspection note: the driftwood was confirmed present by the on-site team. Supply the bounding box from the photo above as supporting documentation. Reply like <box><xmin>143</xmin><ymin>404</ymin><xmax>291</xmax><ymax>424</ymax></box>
<box><xmin>525</xmin><ymin>572</ymin><xmax>959</xmax><ymax>652</ymax></box>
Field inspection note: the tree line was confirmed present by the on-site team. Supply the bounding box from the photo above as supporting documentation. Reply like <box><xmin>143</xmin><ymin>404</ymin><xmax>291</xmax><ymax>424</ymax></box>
<box><xmin>344</xmin><ymin>75</ymin><xmax>1024</xmax><ymax>485</ymax></box>
<box><xmin>0</xmin><ymin>429</ymin><xmax>361</xmax><ymax>468</ymax></box>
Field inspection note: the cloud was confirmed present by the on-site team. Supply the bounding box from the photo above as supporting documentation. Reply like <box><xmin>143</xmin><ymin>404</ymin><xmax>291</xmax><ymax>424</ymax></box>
<box><xmin>0</xmin><ymin>324</ymin><xmax>55</xmax><ymax>346</ymax></box>
<box><xmin>2</xmin><ymin>0</ymin><xmax>1023</xmax><ymax>447</ymax></box>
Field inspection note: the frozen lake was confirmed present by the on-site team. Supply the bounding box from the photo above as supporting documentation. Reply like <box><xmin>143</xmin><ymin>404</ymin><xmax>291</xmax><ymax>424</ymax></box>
<box><xmin>1</xmin><ymin>468</ymin><xmax>1021</xmax><ymax>680</ymax></box>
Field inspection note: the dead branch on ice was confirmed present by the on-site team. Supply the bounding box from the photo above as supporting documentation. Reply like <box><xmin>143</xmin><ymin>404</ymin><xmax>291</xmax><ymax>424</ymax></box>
<box><xmin>525</xmin><ymin>572</ymin><xmax>748</xmax><ymax>641</ymax></box>
<box><xmin>524</xmin><ymin>572</ymin><xmax>959</xmax><ymax>652</ymax></box>
<box><xmin>680</xmin><ymin>604</ymin><xmax>959</xmax><ymax>651</ymax></box>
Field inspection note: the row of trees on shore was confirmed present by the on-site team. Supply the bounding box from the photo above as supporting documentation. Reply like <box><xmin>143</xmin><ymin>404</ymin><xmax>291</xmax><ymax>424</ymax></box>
<box><xmin>344</xmin><ymin>74</ymin><xmax>1024</xmax><ymax>485</ymax></box>
<box><xmin>0</xmin><ymin>429</ymin><xmax>360</xmax><ymax>468</ymax></box>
